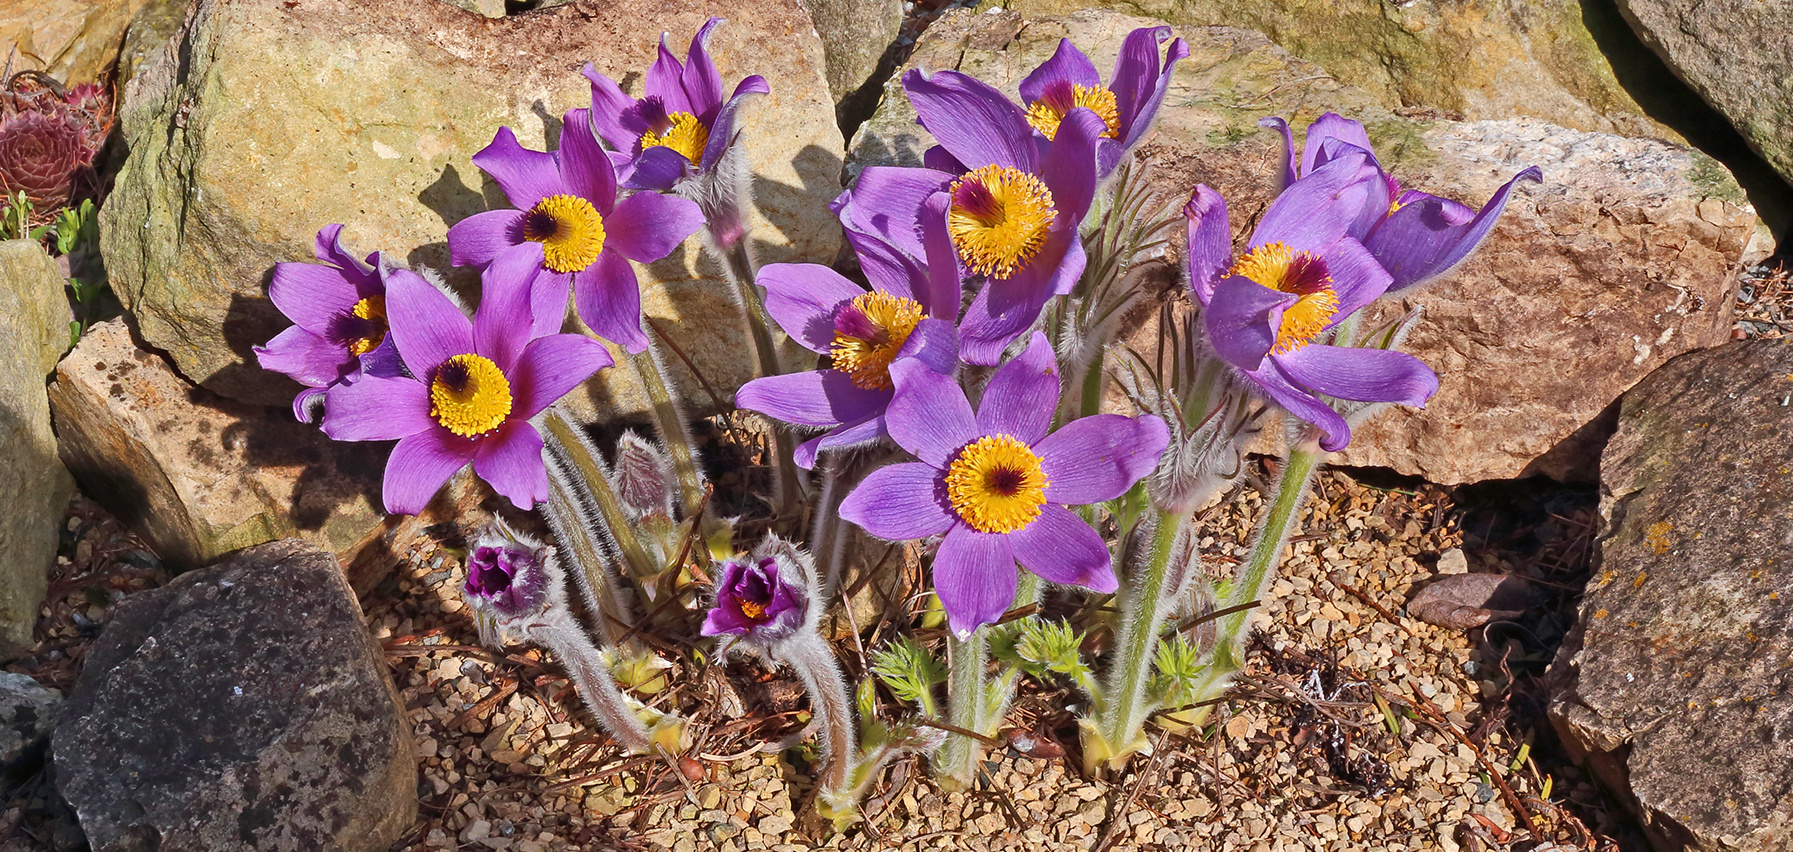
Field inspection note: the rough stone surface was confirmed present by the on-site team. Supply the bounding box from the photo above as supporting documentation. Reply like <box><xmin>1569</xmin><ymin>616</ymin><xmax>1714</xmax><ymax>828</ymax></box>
<box><xmin>1618</xmin><ymin>0</ymin><xmax>1793</xmax><ymax>190</ymax></box>
<box><xmin>1550</xmin><ymin>339</ymin><xmax>1793</xmax><ymax>852</ymax></box>
<box><xmin>115</xmin><ymin>0</ymin><xmax>190</xmax><ymax>87</ymax></box>
<box><xmin>0</xmin><ymin>240</ymin><xmax>74</xmax><ymax>658</ymax></box>
<box><xmin>53</xmin><ymin>539</ymin><xmax>416</xmax><ymax>852</ymax></box>
<box><xmin>807</xmin><ymin>0</ymin><xmax>903</xmax><ymax>106</ymax></box>
<box><xmin>976</xmin><ymin>0</ymin><xmax>1672</xmax><ymax>141</ymax></box>
<box><xmin>0</xmin><ymin>672</ymin><xmax>59</xmax><ymax>798</ymax></box>
<box><xmin>103</xmin><ymin>0</ymin><xmax>840</xmax><ymax>415</ymax></box>
<box><xmin>0</xmin><ymin>0</ymin><xmax>146</xmax><ymax>84</ymax></box>
<box><xmin>851</xmin><ymin>9</ymin><xmax>1756</xmax><ymax>484</ymax></box>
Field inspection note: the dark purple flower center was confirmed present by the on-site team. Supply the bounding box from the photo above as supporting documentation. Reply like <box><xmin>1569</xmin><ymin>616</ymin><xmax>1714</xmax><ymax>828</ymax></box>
<box><xmin>436</xmin><ymin>358</ymin><xmax>472</xmax><ymax>393</ymax></box>
<box><xmin>832</xmin><ymin>302</ymin><xmax>887</xmax><ymax>346</ymax></box>
<box><xmin>637</xmin><ymin>96</ymin><xmax>674</xmax><ymax>134</ymax></box>
<box><xmin>951</xmin><ymin>177</ymin><xmax>1004</xmax><ymax>222</ymax></box>
<box><xmin>521</xmin><ymin>208</ymin><xmax>561</xmax><ymax>242</ymax></box>
<box><xmin>985</xmin><ymin>465</ymin><xmax>1027</xmax><ymax>496</ymax></box>
<box><xmin>466</xmin><ymin>546</ymin><xmax>515</xmax><ymax>597</ymax></box>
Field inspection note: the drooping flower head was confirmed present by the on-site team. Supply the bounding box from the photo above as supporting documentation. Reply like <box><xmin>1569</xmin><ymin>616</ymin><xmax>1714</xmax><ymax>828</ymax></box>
<box><xmin>255</xmin><ymin>225</ymin><xmax>404</xmax><ymax>421</ymax></box>
<box><xmin>735</xmin><ymin>193</ymin><xmax>961</xmax><ymax>468</ymax></box>
<box><xmin>1259</xmin><ymin>112</ymin><xmax>1541</xmax><ymax>292</ymax></box>
<box><xmin>1185</xmin><ymin>150</ymin><xmax>1438</xmax><ymax>452</ymax></box>
<box><xmin>584</xmin><ymin>17</ymin><xmax>770</xmax><ymax>192</ymax></box>
<box><xmin>1019</xmin><ymin>26</ymin><xmax>1189</xmax><ymax>178</ymax></box>
<box><xmin>447</xmin><ymin>109</ymin><xmax>705</xmax><ymax>354</ymax></box>
<box><xmin>464</xmin><ymin>521</ymin><xmax>551</xmax><ymax>619</ymax></box>
<box><xmin>702</xmin><ymin>535</ymin><xmax>816</xmax><ymax>647</ymax></box>
<box><xmin>321</xmin><ymin>251</ymin><xmax>613</xmax><ymax>514</ymax></box>
<box><xmin>840</xmin><ymin>333</ymin><xmax>1169</xmax><ymax>636</ymax></box>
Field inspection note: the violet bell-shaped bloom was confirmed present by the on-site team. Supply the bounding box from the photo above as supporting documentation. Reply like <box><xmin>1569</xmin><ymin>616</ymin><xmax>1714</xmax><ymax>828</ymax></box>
<box><xmin>447</xmin><ymin>108</ymin><xmax>705</xmax><ymax>354</ymax></box>
<box><xmin>320</xmin><ymin>251</ymin><xmax>613</xmax><ymax>515</ymax></box>
<box><xmin>1260</xmin><ymin>112</ymin><xmax>1541</xmax><ymax>292</ymax></box>
<box><xmin>840</xmin><ymin>333</ymin><xmax>1169</xmax><ymax>637</ymax></box>
<box><xmin>254</xmin><ymin>225</ymin><xmax>404</xmax><ymax>421</ymax></box>
<box><xmin>465</xmin><ymin>524</ymin><xmax>550</xmax><ymax>619</ymax></box>
<box><xmin>1185</xmin><ymin>151</ymin><xmax>1438</xmax><ymax>453</ymax></box>
<box><xmin>734</xmin><ymin>193</ymin><xmax>961</xmax><ymax>468</ymax></box>
<box><xmin>584</xmin><ymin>17</ymin><xmax>770</xmax><ymax>191</ymax></box>
<box><xmin>702</xmin><ymin>553</ymin><xmax>808</xmax><ymax>644</ymax></box>
<box><xmin>1018</xmin><ymin>26</ymin><xmax>1189</xmax><ymax>178</ymax></box>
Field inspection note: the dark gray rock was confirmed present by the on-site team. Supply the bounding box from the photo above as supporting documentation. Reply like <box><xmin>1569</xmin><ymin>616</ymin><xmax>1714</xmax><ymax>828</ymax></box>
<box><xmin>0</xmin><ymin>672</ymin><xmax>60</xmax><ymax>797</ymax></box>
<box><xmin>53</xmin><ymin>539</ymin><xmax>416</xmax><ymax>852</ymax></box>
<box><xmin>1551</xmin><ymin>339</ymin><xmax>1793</xmax><ymax>852</ymax></box>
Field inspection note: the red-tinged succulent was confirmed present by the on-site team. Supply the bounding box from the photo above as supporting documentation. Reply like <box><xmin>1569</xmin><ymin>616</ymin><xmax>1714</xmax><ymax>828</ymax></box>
<box><xmin>0</xmin><ymin>72</ymin><xmax>113</xmax><ymax>220</ymax></box>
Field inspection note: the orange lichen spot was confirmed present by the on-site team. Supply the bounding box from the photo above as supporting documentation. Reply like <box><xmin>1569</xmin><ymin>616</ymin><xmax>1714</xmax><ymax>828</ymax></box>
<box><xmin>1645</xmin><ymin>521</ymin><xmax>1674</xmax><ymax>555</ymax></box>
<box><xmin>1632</xmin><ymin>571</ymin><xmax>1648</xmax><ymax>589</ymax></box>
<box><xmin>1593</xmin><ymin>609</ymin><xmax>1608</xmax><ymax>618</ymax></box>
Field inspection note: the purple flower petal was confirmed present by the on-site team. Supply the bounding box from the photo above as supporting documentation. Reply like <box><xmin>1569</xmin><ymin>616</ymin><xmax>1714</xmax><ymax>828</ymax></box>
<box><xmin>1114</xmin><ymin>31</ymin><xmax>1188</xmax><ymax>150</ymax></box>
<box><xmin>885</xmin><ymin>358</ymin><xmax>977</xmax><ymax>467</ymax></box>
<box><xmin>647</xmin><ymin>33</ymin><xmax>693</xmax><ymax>115</ymax></box>
<box><xmin>1204</xmin><ymin>274</ymin><xmax>1289</xmax><ymax>371</ymax></box>
<box><xmin>557</xmin><ymin>108</ymin><xmax>618</xmax><ymax>216</ymax></box>
<box><xmin>312</xmin><ymin>224</ymin><xmax>370</xmax><ymax>279</ymax></box>
<box><xmin>735</xmin><ymin>370</ymin><xmax>889</xmax><ymax>428</ymax></box>
<box><xmin>387</xmin><ymin>268</ymin><xmax>474</xmax><ymax>378</ymax></box>
<box><xmin>268</xmin><ymin>261</ymin><xmax>359</xmax><ymax>335</ymax></box>
<box><xmin>922</xmin><ymin>145</ymin><xmax>966</xmax><ymax>174</ymax></box>
<box><xmin>474</xmin><ymin>249</ymin><xmax>544</xmax><ymax>373</ymax></box>
<box><xmin>1275</xmin><ymin>344</ymin><xmax>1438</xmax><ymax>407</ymax></box>
<box><xmin>292</xmin><ymin>387</ymin><xmax>326</xmax><ymax>423</ymax></box>
<box><xmin>1302</xmin><ymin>112</ymin><xmax>1374</xmax><ymax>176</ymax></box>
<box><xmin>1242</xmin><ymin>360</ymin><xmax>1350</xmax><ymax>452</ymax></box>
<box><xmin>917</xmin><ymin>192</ymin><xmax>964</xmax><ymax>321</ymax></box>
<box><xmin>1320</xmin><ymin>235</ymin><xmax>1393</xmax><ymax>323</ymax></box>
<box><xmin>805</xmin><ymin>415</ymin><xmax>889</xmax><ymax>468</ymax></box>
<box><xmin>604</xmin><ymin>191</ymin><xmax>703</xmax><ymax>263</ymax></box>
<box><xmin>622</xmin><ymin>146</ymin><xmax>689</xmax><ymax>192</ymax></box>
<box><xmin>256</xmin><ymin>325</ymin><xmax>350</xmax><ymax>388</ymax></box>
<box><xmin>573</xmin><ymin>251</ymin><xmax>649</xmax><ymax>353</ymax></box>
<box><xmin>320</xmin><ymin>375</ymin><xmax>434</xmax><ymax>442</ymax></box>
<box><xmin>696</xmin><ymin>75</ymin><xmax>769</xmax><ymax>174</ymax></box>
<box><xmin>1183</xmin><ymin>184</ymin><xmax>1232</xmax><ymax>305</ymax></box>
<box><xmin>902</xmin><ymin>68</ymin><xmax>1037</xmax><ymax>172</ymax></box>
<box><xmin>358</xmin><ymin>336</ymin><xmax>404</xmax><ymax>380</ymax></box>
<box><xmin>1006</xmin><ymin>504</ymin><xmax>1116</xmax><ymax>593</ymax></box>
<box><xmin>958</xmin><ymin>271</ymin><xmax>1060</xmax><ymax>367</ymax></box>
<box><xmin>1251</xmin><ymin>148</ymin><xmax>1371</xmax><ymax>252</ymax></box>
<box><xmin>384</xmin><ymin>430</ymin><xmax>473</xmax><ymax>515</ymax></box>
<box><xmin>839</xmin><ymin>461</ymin><xmax>957</xmax><ymax>540</ymax></box>
<box><xmin>897</xmin><ymin>317</ymin><xmax>959</xmax><ymax>376</ymax></box>
<box><xmin>839</xmin><ymin>166</ymin><xmax>953</xmax><ymax>268</ymax></box>
<box><xmin>1035</xmin><ymin>413</ymin><xmax>1170</xmax><ymax>505</ymax></box>
<box><xmin>1038</xmin><ymin>107</ymin><xmax>1103</xmax><ymax>228</ymax></box>
<box><xmin>473</xmin><ymin>420</ymin><xmax>548</xmax><ymax>510</ymax></box>
<box><xmin>975</xmin><ymin>331</ymin><xmax>1057</xmax><ymax>445</ymax></box>
<box><xmin>931</xmin><ymin>524</ymin><xmax>1017</xmax><ymax>636</ymax></box>
<box><xmin>510</xmin><ymin>333</ymin><xmax>614</xmax><ymax>419</ymax></box>
<box><xmin>583</xmin><ymin>65</ymin><xmax>639</xmax><ymax>152</ymax></box>
<box><xmin>472</xmin><ymin>126</ymin><xmax>564</xmax><ymax>211</ymax></box>
<box><xmin>758</xmin><ymin>263</ymin><xmax>866</xmax><ymax>353</ymax></box>
<box><xmin>680</xmin><ymin>18</ymin><xmax>726</xmax><ymax>118</ymax></box>
<box><xmin>1369</xmin><ymin>166</ymin><xmax>1541</xmax><ymax>292</ymax></box>
<box><xmin>1018</xmin><ymin>38</ymin><xmax>1100</xmax><ymax>105</ymax></box>
<box><xmin>447</xmin><ymin>209</ymin><xmax>525</xmax><ymax>269</ymax></box>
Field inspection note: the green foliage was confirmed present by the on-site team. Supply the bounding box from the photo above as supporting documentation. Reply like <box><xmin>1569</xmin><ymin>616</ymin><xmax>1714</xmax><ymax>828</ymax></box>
<box><xmin>3</xmin><ymin>191</ymin><xmax>31</xmax><ymax>240</ymax></box>
<box><xmin>869</xmin><ymin>636</ymin><xmax>945</xmax><ymax>717</ymax></box>
<box><xmin>989</xmin><ymin>618</ymin><xmax>1098</xmax><ymax>701</ymax></box>
<box><xmin>1148</xmin><ymin>633</ymin><xmax>1210</xmax><ymax>709</ymax></box>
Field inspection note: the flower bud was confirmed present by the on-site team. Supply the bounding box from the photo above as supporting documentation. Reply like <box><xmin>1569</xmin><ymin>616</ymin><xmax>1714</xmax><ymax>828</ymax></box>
<box><xmin>701</xmin><ymin>535</ymin><xmax>816</xmax><ymax>647</ymax></box>
<box><xmin>464</xmin><ymin>523</ymin><xmax>550</xmax><ymax>618</ymax></box>
<box><xmin>612</xmin><ymin>430</ymin><xmax>675</xmax><ymax>520</ymax></box>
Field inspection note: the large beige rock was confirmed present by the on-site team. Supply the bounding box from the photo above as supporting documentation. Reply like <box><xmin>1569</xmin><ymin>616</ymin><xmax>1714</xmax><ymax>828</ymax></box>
<box><xmin>103</xmin><ymin>0</ymin><xmax>840</xmax><ymax>416</ymax></box>
<box><xmin>851</xmin><ymin>9</ymin><xmax>1757</xmax><ymax>484</ymax></box>
<box><xmin>0</xmin><ymin>240</ymin><xmax>73</xmax><ymax>658</ymax></box>
<box><xmin>1551</xmin><ymin>339</ymin><xmax>1793</xmax><ymax>852</ymax></box>
<box><xmin>0</xmin><ymin>0</ymin><xmax>147</xmax><ymax>84</ymax></box>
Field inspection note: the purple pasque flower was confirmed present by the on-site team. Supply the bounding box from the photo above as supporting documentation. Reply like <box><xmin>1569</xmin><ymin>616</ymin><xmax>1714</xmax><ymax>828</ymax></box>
<box><xmin>839</xmin><ymin>333</ymin><xmax>1169</xmax><ymax>637</ymax></box>
<box><xmin>321</xmin><ymin>250</ymin><xmax>613</xmax><ymax>515</ymax></box>
<box><xmin>447</xmin><ymin>108</ymin><xmax>705</xmax><ymax>354</ymax></box>
<box><xmin>584</xmin><ymin>17</ymin><xmax>770</xmax><ymax>192</ymax></box>
<box><xmin>465</xmin><ymin>525</ymin><xmax>550</xmax><ymax>618</ymax></box>
<box><xmin>1260</xmin><ymin>112</ymin><xmax>1541</xmax><ymax>292</ymax></box>
<box><xmin>735</xmin><ymin>193</ymin><xmax>961</xmax><ymax>469</ymax></box>
<box><xmin>1184</xmin><ymin>150</ymin><xmax>1438</xmax><ymax>453</ymax></box>
<box><xmin>1018</xmin><ymin>26</ymin><xmax>1189</xmax><ymax>178</ymax></box>
<box><xmin>254</xmin><ymin>225</ymin><xmax>404</xmax><ymax>421</ymax></box>
<box><xmin>701</xmin><ymin>554</ymin><xmax>808</xmax><ymax>644</ymax></box>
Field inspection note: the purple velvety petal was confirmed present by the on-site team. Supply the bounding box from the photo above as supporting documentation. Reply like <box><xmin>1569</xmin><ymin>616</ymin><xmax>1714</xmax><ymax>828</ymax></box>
<box><xmin>902</xmin><ymin>68</ymin><xmax>1037</xmax><ymax>172</ymax></box>
<box><xmin>1039</xmin><ymin>107</ymin><xmax>1103</xmax><ymax>227</ymax></box>
<box><xmin>472</xmin><ymin>126</ymin><xmax>564</xmax><ymax>211</ymax></box>
<box><xmin>976</xmin><ymin>332</ymin><xmax>1058</xmax><ymax>445</ymax></box>
<box><xmin>357</xmin><ymin>336</ymin><xmax>404</xmax><ymax>380</ymax></box>
<box><xmin>842</xmin><ymin>219</ymin><xmax>925</xmax><ymax>303</ymax></box>
<box><xmin>605</xmin><ymin>190</ymin><xmax>703</xmax><ymax>263</ymax></box>
<box><xmin>1204</xmin><ymin>275</ymin><xmax>1289</xmax><ymax>371</ymax></box>
<box><xmin>701</xmin><ymin>604</ymin><xmax>754</xmax><ymax>637</ymax></box>
<box><xmin>1018</xmin><ymin>38</ymin><xmax>1100</xmax><ymax>105</ymax></box>
<box><xmin>320</xmin><ymin>375</ymin><xmax>434</xmax><ymax>442</ymax></box>
<box><xmin>958</xmin><ymin>269</ymin><xmax>1060</xmax><ymax>366</ymax></box>
<box><xmin>623</xmin><ymin>146</ymin><xmax>690</xmax><ymax>192</ymax></box>
<box><xmin>647</xmin><ymin>33</ymin><xmax>693</xmax><ymax>115</ymax></box>
<box><xmin>735</xmin><ymin>370</ymin><xmax>889</xmax><ymax>428</ymax></box>
<box><xmin>292</xmin><ymin>387</ymin><xmax>326</xmax><ymax>423</ymax></box>
<box><xmin>680</xmin><ymin>18</ymin><xmax>726</xmax><ymax>118</ymax></box>
<box><xmin>1183</xmin><ymin>184</ymin><xmax>1232</xmax><ymax>305</ymax></box>
<box><xmin>1370</xmin><ymin>166</ymin><xmax>1541</xmax><ymax>292</ymax></box>
<box><xmin>487</xmin><ymin>242</ymin><xmax>571</xmax><ymax>339</ymax></box>
<box><xmin>387</xmin><ymin>268</ymin><xmax>474</xmax><ymax>378</ymax></box>
<box><xmin>1320</xmin><ymin>236</ymin><xmax>1394</xmax><ymax>323</ymax></box>
<box><xmin>383</xmin><ymin>430</ymin><xmax>474</xmax><ymax>515</ymax></box>
<box><xmin>804</xmin><ymin>415</ymin><xmax>889</xmax><ymax>468</ymax></box>
<box><xmin>840</xmin><ymin>166</ymin><xmax>954</xmax><ymax>267</ymax></box>
<box><xmin>583</xmin><ymin>65</ymin><xmax>639</xmax><ymax>152</ymax></box>
<box><xmin>1302</xmin><ymin>112</ymin><xmax>1374</xmax><ymax>176</ymax></box>
<box><xmin>885</xmin><ymin>358</ymin><xmax>977</xmax><ymax>467</ymax></box>
<box><xmin>896</xmin><ymin>318</ymin><xmax>958</xmax><ymax>376</ymax></box>
<box><xmin>473</xmin><ymin>420</ymin><xmax>549</xmax><ymax>510</ymax></box>
<box><xmin>268</xmin><ymin>261</ymin><xmax>358</xmax><ymax>335</ymax></box>
<box><xmin>1006</xmin><ymin>504</ymin><xmax>1117</xmax><ymax>593</ymax></box>
<box><xmin>573</xmin><ymin>251</ymin><xmax>648</xmax><ymax>353</ymax></box>
<box><xmin>1242</xmin><ymin>359</ymin><xmax>1351</xmax><ymax>452</ymax></box>
<box><xmin>510</xmin><ymin>333</ymin><xmax>613</xmax><ymax>419</ymax></box>
<box><xmin>1258</xmin><ymin>116</ymin><xmax>1297</xmax><ymax>195</ymax></box>
<box><xmin>473</xmin><ymin>248</ymin><xmax>544</xmax><ymax>373</ymax></box>
<box><xmin>917</xmin><ymin>192</ymin><xmax>964</xmax><ymax>321</ymax></box>
<box><xmin>840</xmin><ymin>461</ymin><xmax>957</xmax><ymax>540</ymax></box>
<box><xmin>758</xmin><ymin>263</ymin><xmax>865</xmax><ymax>353</ymax></box>
<box><xmin>697</xmin><ymin>75</ymin><xmax>769</xmax><ymax>173</ymax></box>
<box><xmin>312</xmin><ymin>224</ymin><xmax>371</xmax><ymax>280</ymax></box>
<box><xmin>932</xmin><ymin>524</ymin><xmax>1018</xmax><ymax>636</ymax></box>
<box><xmin>1111</xmin><ymin>27</ymin><xmax>1185</xmax><ymax>147</ymax></box>
<box><xmin>1276</xmin><ymin>344</ymin><xmax>1438</xmax><ymax>407</ymax></box>
<box><xmin>1035</xmin><ymin>413</ymin><xmax>1170</xmax><ymax>505</ymax></box>
<box><xmin>557</xmin><ymin>108</ymin><xmax>618</xmax><ymax>215</ymax></box>
<box><xmin>922</xmin><ymin>145</ymin><xmax>967</xmax><ymax>174</ymax></box>
<box><xmin>448</xmin><ymin>209</ymin><xmax>525</xmax><ymax>269</ymax></box>
<box><xmin>1251</xmin><ymin>148</ymin><xmax>1371</xmax><ymax>252</ymax></box>
<box><xmin>256</xmin><ymin>325</ymin><xmax>350</xmax><ymax>388</ymax></box>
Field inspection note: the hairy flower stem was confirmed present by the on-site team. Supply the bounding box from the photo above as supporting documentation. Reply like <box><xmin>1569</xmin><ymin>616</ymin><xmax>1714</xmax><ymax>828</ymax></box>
<box><xmin>626</xmin><ymin>346</ymin><xmax>707</xmax><ymax>521</ymax></box>
<box><xmin>527</xmin><ymin>610</ymin><xmax>657</xmax><ymax>753</ymax></box>
<box><xmin>934</xmin><ymin>625</ymin><xmax>988</xmax><ymax>788</ymax></box>
<box><xmin>779</xmin><ymin>630</ymin><xmax>856</xmax><ymax>805</ymax></box>
<box><xmin>809</xmin><ymin>460</ymin><xmax>858</xmax><ymax>602</ymax></box>
<box><xmin>715</xmin><ymin>240</ymin><xmax>807</xmax><ymax>516</ymax></box>
<box><xmin>1221</xmin><ymin>436</ymin><xmax>1325</xmax><ymax>647</ymax></box>
<box><xmin>542</xmin><ymin>408</ymin><xmax>653</xmax><ymax>630</ymax></box>
<box><xmin>1088</xmin><ymin>508</ymin><xmax>1187</xmax><ymax>769</ymax></box>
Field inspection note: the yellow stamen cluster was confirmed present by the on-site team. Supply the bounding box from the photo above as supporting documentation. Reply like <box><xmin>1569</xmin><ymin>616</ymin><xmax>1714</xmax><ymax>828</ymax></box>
<box><xmin>347</xmin><ymin>295</ymin><xmax>387</xmax><ymax>357</ymax></box>
<box><xmin>737</xmin><ymin>599</ymin><xmax>767</xmax><ymax>621</ymax></box>
<box><xmin>1024</xmin><ymin>84</ymin><xmax>1121</xmax><ymax>140</ymax></box>
<box><xmin>947</xmin><ymin>165</ymin><xmax>1057</xmax><ymax>280</ymax></box>
<box><xmin>1228</xmin><ymin>241</ymin><xmax>1339</xmax><ymax>355</ymax></box>
<box><xmin>640</xmin><ymin>111</ymin><xmax>710</xmax><ymax>165</ymax></box>
<box><xmin>429</xmin><ymin>353</ymin><xmax>514</xmax><ymax>437</ymax></box>
<box><xmin>945</xmin><ymin>434</ymin><xmax>1049</xmax><ymax>535</ymax></box>
<box><xmin>523</xmin><ymin>194</ymin><xmax>607</xmax><ymax>273</ymax></box>
<box><xmin>830</xmin><ymin>292</ymin><xmax>926</xmax><ymax>390</ymax></box>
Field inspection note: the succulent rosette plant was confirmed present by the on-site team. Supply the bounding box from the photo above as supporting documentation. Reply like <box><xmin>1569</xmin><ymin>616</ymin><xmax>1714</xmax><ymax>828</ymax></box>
<box><xmin>840</xmin><ymin>333</ymin><xmax>1169</xmax><ymax>636</ymax></box>
<box><xmin>1259</xmin><ymin>112</ymin><xmax>1542</xmax><ymax>292</ymax></box>
<box><xmin>255</xmin><ymin>225</ymin><xmax>404</xmax><ymax>421</ymax></box>
<box><xmin>0</xmin><ymin>109</ymin><xmax>86</xmax><ymax>211</ymax></box>
<box><xmin>447</xmin><ymin>108</ymin><xmax>705</xmax><ymax>354</ymax></box>
<box><xmin>735</xmin><ymin>193</ymin><xmax>961</xmax><ymax>468</ymax></box>
<box><xmin>584</xmin><ymin>17</ymin><xmax>770</xmax><ymax>192</ymax></box>
<box><xmin>321</xmin><ymin>253</ymin><xmax>613</xmax><ymax>514</ymax></box>
<box><xmin>1017</xmin><ymin>26</ymin><xmax>1190</xmax><ymax>178</ymax></box>
<box><xmin>1184</xmin><ymin>149</ymin><xmax>1438</xmax><ymax>452</ymax></box>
